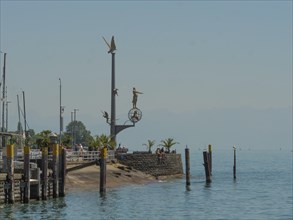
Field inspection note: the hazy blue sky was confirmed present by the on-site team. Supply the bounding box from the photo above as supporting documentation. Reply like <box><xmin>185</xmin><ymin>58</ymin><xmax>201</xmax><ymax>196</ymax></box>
<box><xmin>0</xmin><ymin>1</ymin><xmax>292</xmax><ymax>151</ymax></box>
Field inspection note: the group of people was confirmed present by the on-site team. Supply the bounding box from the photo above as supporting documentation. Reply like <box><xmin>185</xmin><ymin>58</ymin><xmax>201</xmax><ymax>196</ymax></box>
<box><xmin>116</xmin><ymin>144</ymin><xmax>128</xmax><ymax>154</ymax></box>
<box><xmin>74</xmin><ymin>143</ymin><xmax>84</xmax><ymax>152</ymax></box>
<box><xmin>155</xmin><ymin>147</ymin><xmax>177</xmax><ymax>164</ymax></box>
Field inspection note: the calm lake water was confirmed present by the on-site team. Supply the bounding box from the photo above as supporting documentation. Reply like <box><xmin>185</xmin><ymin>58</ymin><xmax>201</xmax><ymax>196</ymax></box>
<box><xmin>1</xmin><ymin>147</ymin><xmax>292</xmax><ymax>220</ymax></box>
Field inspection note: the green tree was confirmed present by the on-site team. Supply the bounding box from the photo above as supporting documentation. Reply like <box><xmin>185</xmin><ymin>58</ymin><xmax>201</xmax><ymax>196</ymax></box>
<box><xmin>35</xmin><ymin>130</ymin><xmax>51</xmax><ymax>149</ymax></box>
<box><xmin>159</xmin><ymin>138</ymin><xmax>179</xmax><ymax>153</ymax></box>
<box><xmin>61</xmin><ymin>132</ymin><xmax>73</xmax><ymax>148</ymax></box>
<box><xmin>66</xmin><ymin>121</ymin><xmax>92</xmax><ymax>147</ymax></box>
<box><xmin>142</xmin><ymin>139</ymin><xmax>156</xmax><ymax>153</ymax></box>
<box><xmin>93</xmin><ymin>134</ymin><xmax>116</xmax><ymax>150</ymax></box>
<box><xmin>89</xmin><ymin>136</ymin><xmax>99</xmax><ymax>151</ymax></box>
<box><xmin>27</xmin><ymin>129</ymin><xmax>35</xmax><ymax>138</ymax></box>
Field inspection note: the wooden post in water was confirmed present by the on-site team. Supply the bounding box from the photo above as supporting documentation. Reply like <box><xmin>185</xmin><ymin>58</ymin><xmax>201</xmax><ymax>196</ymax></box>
<box><xmin>203</xmin><ymin>151</ymin><xmax>211</xmax><ymax>183</ymax></box>
<box><xmin>24</xmin><ymin>145</ymin><xmax>30</xmax><ymax>203</ymax></box>
<box><xmin>59</xmin><ymin>147</ymin><xmax>66</xmax><ymax>197</ymax></box>
<box><xmin>51</xmin><ymin>134</ymin><xmax>59</xmax><ymax>198</ymax></box>
<box><xmin>7</xmin><ymin>144</ymin><xmax>14</xmax><ymax>203</ymax></box>
<box><xmin>185</xmin><ymin>146</ymin><xmax>190</xmax><ymax>187</ymax></box>
<box><xmin>233</xmin><ymin>146</ymin><xmax>236</xmax><ymax>179</ymax></box>
<box><xmin>36</xmin><ymin>167</ymin><xmax>41</xmax><ymax>200</ymax></box>
<box><xmin>42</xmin><ymin>146</ymin><xmax>48</xmax><ymax>200</ymax></box>
<box><xmin>208</xmin><ymin>144</ymin><xmax>212</xmax><ymax>176</ymax></box>
<box><xmin>100</xmin><ymin>146</ymin><xmax>107</xmax><ymax>193</ymax></box>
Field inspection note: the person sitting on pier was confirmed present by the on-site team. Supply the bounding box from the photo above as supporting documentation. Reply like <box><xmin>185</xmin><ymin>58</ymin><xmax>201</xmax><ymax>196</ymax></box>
<box><xmin>160</xmin><ymin>147</ymin><xmax>165</xmax><ymax>159</ymax></box>
<box><xmin>156</xmin><ymin>148</ymin><xmax>162</xmax><ymax>164</ymax></box>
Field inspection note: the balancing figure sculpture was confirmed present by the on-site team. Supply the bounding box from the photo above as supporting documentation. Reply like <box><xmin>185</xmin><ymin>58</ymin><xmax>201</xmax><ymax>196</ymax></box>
<box><xmin>102</xmin><ymin>36</ymin><xmax>143</xmax><ymax>144</ymax></box>
<box><xmin>132</xmin><ymin>87</ymin><xmax>143</xmax><ymax>109</ymax></box>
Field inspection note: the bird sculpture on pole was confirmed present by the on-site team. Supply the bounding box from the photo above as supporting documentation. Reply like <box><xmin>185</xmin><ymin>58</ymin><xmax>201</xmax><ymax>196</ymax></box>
<box><xmin>102</xmin><ymin>36</ymin><xmax>116</xmax><ymax>54</ymax></box>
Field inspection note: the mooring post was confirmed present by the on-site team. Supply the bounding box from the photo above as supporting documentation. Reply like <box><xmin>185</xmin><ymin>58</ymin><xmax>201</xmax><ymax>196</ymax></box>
<box><xmin>208</xmin><ymin>144</ymin><xmax>212</xmax><ymax>176</ymax></box>
<box><xmin>51</xmin><ymin>134</ymin><xmax>59</xmax><ymax>198</ymax></box>
<box><xmin>100</xmin><ymin>146</ymin><xmax>107</xmax><ymax>194</ymax></box>
<box><xmin>36</xmin><ymin>167</ymin><xmax>41</xmax><ymax>200</ymax></box>
<box><xmin>7</xmin><ymin>144</ymin><xmax>14</xmax><ymax>204</ymax></box>
<box><xmin>42</xmin><ymin>146</ymin><xmax>48</xmax><ymax>200</ymax></box>
<box><xmin>203</xmin><ymin>151</ymin><xmax>211</xmax><ymax>183</ymax></box>
<box><xmin>59</xmin><ymin>147</ymin><xmax>66</xmax><ymax>197</ymax></box>
<box><xmin>24</xmin><ymin>145</ymin><xmax>30</xmax><ymax>203</ymax></box>
<box><xmin>233</xmin><ymin>146</ymin><xmax>236</xmax><ymax>179</ymax></box>
<box><xmin>185</xmin><ymin>146</ymin><xmax>190</xmax><ymax>187</ymax></box>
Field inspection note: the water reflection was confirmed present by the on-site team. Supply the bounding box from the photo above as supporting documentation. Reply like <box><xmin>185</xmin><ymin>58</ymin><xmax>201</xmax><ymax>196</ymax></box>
<box><xmin>204</xmin><ymin>182</ymin><xmax>211</xmax><ymax>188</ymax></box>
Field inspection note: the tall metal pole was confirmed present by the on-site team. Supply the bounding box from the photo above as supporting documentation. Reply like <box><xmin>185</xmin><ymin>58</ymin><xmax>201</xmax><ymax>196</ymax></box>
<box><xmin>23</xmin><ymin>91</ymin><xmax>27</xmax><ymax>141</ymax></box>
<box><xmin>103</xmin><ymin>36</ymin><xmax>134</xmax><ymax>145</ymax></box>
<box><xmin>17</xmin><ymin>94</ymin><xmax>23</xmax><ymax>149</ymax></box>
<box><xmin>71</xmin><ymin>111</ymin><xmax>74</xmax><ymax>148</ymax></box>
<box><xmin>6</xmin><ymin>99</ymin><xmax>11</xmax><ymax>132</ymax></box>
<box><xmin>110</xmin><ymin>52</ymin><xmax>116</xmax><ymax>144</ymax></box>
<box><xmin>59</xmin><ymin>78</ymin><xmax>62</xmax><ymax>145</ymax></box>
<box><xmin>1</xmin><ymin>53</ymin><xmax>6</xmax><ymax>148</ymax></box>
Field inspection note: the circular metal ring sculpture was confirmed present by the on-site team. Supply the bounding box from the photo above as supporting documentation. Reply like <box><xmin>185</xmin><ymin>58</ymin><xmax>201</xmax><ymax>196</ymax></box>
<box><xmin>128</xmin><ymin>108</ymin><xmax>142</xmax><ymax>123</ymax></box>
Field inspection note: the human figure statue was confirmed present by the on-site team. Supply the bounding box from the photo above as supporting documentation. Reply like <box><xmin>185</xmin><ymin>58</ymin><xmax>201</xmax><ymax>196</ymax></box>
<box><xmin>113</xmin><ymin>88</ymin><xmax>118</xmax><ymax>96</ymax></box>
<box><xmin>132</xmin><ymin>110</ymin><xmax>139</xmax><ymax>121</ymax></box>
<box><xmin>102</xmin><ymin>111</ymin><xmax>109</xmax><ymax>124</ymax></box>
<box><xmin>132</xmin><ymin>87</ymin><xmax>143</xmax><ymax>109</ymax></box>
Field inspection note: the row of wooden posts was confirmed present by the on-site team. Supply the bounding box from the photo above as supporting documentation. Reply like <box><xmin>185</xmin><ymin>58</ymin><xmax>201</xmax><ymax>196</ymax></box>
<box><xmin>185</xmin><ymin>145</ymin><xmax>237</xmax><ymax>186</ymax></box>
<box><xmin>3</xmin><ymin>141</ymin><xmax>66</xmax><ymax>204</ymax></box>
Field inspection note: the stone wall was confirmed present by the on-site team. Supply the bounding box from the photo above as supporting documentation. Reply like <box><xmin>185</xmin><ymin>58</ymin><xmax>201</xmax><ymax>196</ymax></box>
<box><xmin>117</xmin><ymin>153</ymin><xmax>183</xmax><ymax>177</ymax></box>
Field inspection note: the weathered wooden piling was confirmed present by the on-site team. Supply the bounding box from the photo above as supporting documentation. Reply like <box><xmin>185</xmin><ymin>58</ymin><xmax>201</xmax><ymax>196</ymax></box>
<box><xmin>203</xmin><ymin>151</ymin><xmax>211</xmax><ymax>183</ymax></box>
<box><xmin>59</xmin><ymin>147</ymin><xmax>66</xmax><ymax>197</ymax></box>
<box><xmin>185</xmin><ymin>147</ymin><xmax>190</xmax><ymax>186</ymax></box>
<box><xmin>208</xmin><ymin>144</ymin><xmax>212</xmax><ymax>175</ymax></box>
<box><xmin>6</xmin><ymin>144</ymin><xmax>14</xmax><ymax>203</ymax></box>
<box><xmin>23</xmin><ymin>145</ymin><xmax>30</xmax><ymax>203</ymax></box>
<box><xmin>41</xmin><ymin>146</ymin><xmax>48</xmax><ymax>200</ymax></box>
<box><xmin>52</xmin><ymin>142</ymin><xmax>59</xmax><ymax>198</ymax></box>
<box><xmin>233</xmin><ymin>146</ymin><xmax>236</xmax><ymax>179</ymax></box>
<box><xmin>36</xmin><ymin>168</ymin><xmax>41</xmax><ymax>200</ymax></box>
<box><xmin>100</xmin><ymin>147</ymin><xmax>107</xmax><ymax>193</ymax></box>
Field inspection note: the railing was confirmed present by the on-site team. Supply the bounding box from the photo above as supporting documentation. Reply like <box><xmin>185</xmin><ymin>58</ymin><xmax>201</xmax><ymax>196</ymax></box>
<box><xmin>5</xmin><ymin>150</ymin><xmax>116</xmax><ymax>162</ymax></box>
<box><xmin>66</xmin><ymin>151</ymin><xmax>98</xmax><ymax>162</ymax></box>
<box><xmin>66</xmin><ymin>150</ymin><xmax>115</xmax><ymax>162</ymax></box>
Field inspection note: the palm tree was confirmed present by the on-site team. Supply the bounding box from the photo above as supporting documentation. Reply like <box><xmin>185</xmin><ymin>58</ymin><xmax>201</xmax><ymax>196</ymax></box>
<box><xmin>159</xmin><ymin>138</ymin><xmax>179</xmax><ymax>153</ymax></box>
<box><xmin>89</xmin><ymin>136</ymin><xmax>99</xmax><ymax>151</ymax></box>
<box><xmin>94</xmin><ymin>134</ymin><xmax>116</xmax><ymax>150</ymax></box>
<box><xmin>35</xmin><ymin>130</ymin><xmax>52</xmax><ymax>149</ymax></box>
<box><xmin>142</xmin><ymin>139</ymin><xmax>156</xmax><ymax>153</ymax></box>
